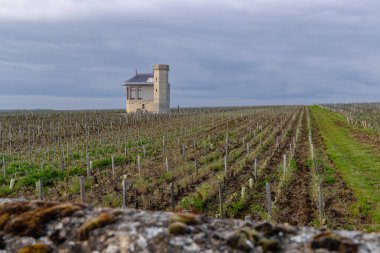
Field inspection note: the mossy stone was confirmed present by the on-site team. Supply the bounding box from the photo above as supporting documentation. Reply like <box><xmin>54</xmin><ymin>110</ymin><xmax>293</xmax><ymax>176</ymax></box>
<box><xmin>77</xmin><ymin>212</ymin><xmax>116</xmax><ymax>240</ymax></box>
<box><xmin>259</xmin><ymin>238</ymin><xmax>280</xmax><ymax>252</ymax></box>
<box><xmin>4</xmin><ymin>203</ymin><xmax>84</xmax><ymax>238</ymax></box>
<box><xmin>311</xmin><ymin>231</ymin><xmax>358</xmax><ymax>252</ymax></box>
<box><xmin>227</xmin><ymin>229</ymin><xmax>256</xmax><ymax>252</ymax></box>
<box><xmin>0</xmin><ymin>213</ymin><xmax>10</xmax><ymax>229</ymax></box>
<box><xmin>254</xmin><ymin>221</ymin><xmax>275</xmax><ymax>236</ymax></box>
<box><xmin>240</xmin><ymin>227</ymin><xmax>261</xmax><ymax>243</ymax></box>
<box><xmin>169</xmin><ymin>213</ymin><xmax>200</xmax><ymax>226</ymax></box>
<box><xmin>168</xmin><ymin>221</ymin><xmax>189</xmax><ymax>235</ymax></box>
<box><xmin>17</xmin><ymin>243</ymin><xmax>50</xmax><ymax>253</ymax></box>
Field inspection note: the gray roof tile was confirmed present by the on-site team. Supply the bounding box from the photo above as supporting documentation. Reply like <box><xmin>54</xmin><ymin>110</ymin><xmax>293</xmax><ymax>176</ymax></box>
<box><xmin>125</xmin><ymin>73</ymin><xmax>153</xmax><ymax>83</ymax></box>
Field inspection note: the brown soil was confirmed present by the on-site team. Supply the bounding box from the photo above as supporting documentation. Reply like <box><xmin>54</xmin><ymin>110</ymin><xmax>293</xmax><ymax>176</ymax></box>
<box><xmin>200</xmin><ymin>124</ymin><xmax>275</xmax><ymax>218</ymax></box>
<box><xmin>212</xmin><ymin>108</ymin><xmax>302</xmax><ymax>219</ymax></box>
<box><xmin>276</xmin><ymin>110</ymin><xmax>315</xmax><ymax>225</ymax></box>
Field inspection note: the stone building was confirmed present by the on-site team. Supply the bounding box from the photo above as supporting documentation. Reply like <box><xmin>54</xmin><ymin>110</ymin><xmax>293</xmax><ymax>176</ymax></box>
<box><xmin>122</xmin><ymin>64</ymin><xmax>170</xmax><ymax>113</ymax></box>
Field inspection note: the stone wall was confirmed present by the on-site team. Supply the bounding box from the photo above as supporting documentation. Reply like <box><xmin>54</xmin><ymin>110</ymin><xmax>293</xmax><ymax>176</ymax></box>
<box><xmin>0</xmin><ymin>199</ymin><xmax>379</xmax><ymax>253</ymax></box>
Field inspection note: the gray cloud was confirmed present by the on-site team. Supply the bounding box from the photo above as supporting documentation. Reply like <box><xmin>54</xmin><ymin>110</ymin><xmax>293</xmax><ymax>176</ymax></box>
<box><xmin>0</xmin><ymin>0</ymin><xmax>380</xmax><ymax>109</ymax></box>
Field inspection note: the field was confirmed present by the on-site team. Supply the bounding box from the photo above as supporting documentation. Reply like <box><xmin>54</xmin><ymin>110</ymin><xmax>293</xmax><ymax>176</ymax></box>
<box><xmin>0</xmin><ymin>104</ymin><xmax>379</xmax><ymax>231</ymax></box>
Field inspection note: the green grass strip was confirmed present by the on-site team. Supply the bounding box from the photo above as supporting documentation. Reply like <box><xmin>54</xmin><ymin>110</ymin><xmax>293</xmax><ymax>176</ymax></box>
<box><xmin>310</xmin><ymin>105</ymin><xmax>380</xmax><ymax>229</ymax></box>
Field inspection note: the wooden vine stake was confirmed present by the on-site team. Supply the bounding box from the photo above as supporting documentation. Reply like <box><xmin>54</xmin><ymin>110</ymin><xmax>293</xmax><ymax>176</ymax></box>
<box><xmin>265</xmin><ymin>182</ymin><xmax>272</xmax><ymax>217</ymax></box>
<box><xmin>80</xmin><ymin>176</ymin><xmax>85</xmax><ymax>203</ymax></box>
<box><xmin>182</xmin><ymin>144</ymin><xmax>186</xmax><ymax>160</ymax></box>
<box><xmin>224</xmin><ymin>156</ymin><xmax>228</xmax><ymax>178</ymax></box>
<box><xmin>319</xmin><ymin>183</ymin><xmax>324</xmax><ymax>222</ymax></box>
<box><xmin>9</xmin><ymin>178</ymin><xmax>15</xmax><ymax>191</ymax></box>
<box><xmin>248</xmin><ymin>178</ymin><xmax>254</xmax><ymax>189</ymax></box>
<box><xmin>241</xmin><ymin>186</ymin><xmax>246</xmax><ymax>200</ymax></box>
<box><xmin>137</xmin><ymin>155</ymin><xmax>141</xmax><ymax>177</ymax></box>
<box><xmin>170</xmin><ymin>182</ymin><xmax>175</xmax><ymax>212</ymax></box>
<box><xmin>165</xmin><ymin>157</ymin><xmax>169</xmax><ymax>172</ymax></box>
<box><xmin>218</xmin><ymin>182</ymin><xmax>224</xmax><ymax>218</ymax></box>
<box><xmin>111</xmin><ymin>155</ymin><xmax>115</xmax><ymax>179</ymax></box>
<box><xmin>86</xmin><ymin>153</ymin><xmax>90</xmax><ymax>176</ymax></box>
<box><xmin>60</xmin><ymin>154</ymin><xmax>65</xmax><ymax>172</ymax></box>
<box><xmin>2</xmin><ymin>155</ymin><xmax>6</xmax><ymax>180</ymax></box>
<box><xmin>122</xmin><ymin>175</ymin><xmax>128</xmax><ymax>209</ymax></box>
<box><xmin>87</xmin><ymin>161</ymin><xmax>92</xmax><ymax>177</ymax></box>
<box><xmin>36</xmin><ymin>178</ymin><xmax>43</xmax><ymax>200</ymax></box>
<box><xmin>254</xmin><ymin>158</ymin><xmax>258</xmax><ymax>181</ymax></box>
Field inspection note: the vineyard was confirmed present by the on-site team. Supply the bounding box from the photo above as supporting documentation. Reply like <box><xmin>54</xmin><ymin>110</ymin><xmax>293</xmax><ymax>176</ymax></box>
<box><xmin>0</xmin><ymin>104</ymin><xmax>379</xmax><ymax>231</ymax></box>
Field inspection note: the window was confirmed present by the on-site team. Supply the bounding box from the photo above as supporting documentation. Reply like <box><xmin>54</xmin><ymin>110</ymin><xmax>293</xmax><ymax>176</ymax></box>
<box><xmin>138</xmin><ymin>87</ymin><xmax>143</xmax><ymax>100</ymax></box>
<box><xmin>130</xmin><ymin>87</ymin><xmax>136</xmax><ymax>100</ymax></box>
<box><xmin>142</xmin><ymin>104</ymin><xmax>145</xmax><ymax>109</ymax></box>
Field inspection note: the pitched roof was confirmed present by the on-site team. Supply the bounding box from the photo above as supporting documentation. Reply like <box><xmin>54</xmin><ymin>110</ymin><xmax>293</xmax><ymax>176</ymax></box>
<box><xmin>123</xmin><ymin>73</ymin><xmax>154</xmax><ymax>86</ymax></box>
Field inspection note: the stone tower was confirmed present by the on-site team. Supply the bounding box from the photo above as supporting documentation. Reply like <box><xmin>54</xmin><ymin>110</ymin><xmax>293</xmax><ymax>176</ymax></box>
<box><xmin>153</xmin><ymin>64</ymin><xmax>170</xmax><ymax>113</ymax></box>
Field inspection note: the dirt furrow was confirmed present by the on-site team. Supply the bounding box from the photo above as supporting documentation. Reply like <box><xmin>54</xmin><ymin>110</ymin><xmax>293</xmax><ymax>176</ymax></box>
<box><xmin>276</xmin><ymin>109</ymin><xmax>315</xmax><ymax>226</ymax></box>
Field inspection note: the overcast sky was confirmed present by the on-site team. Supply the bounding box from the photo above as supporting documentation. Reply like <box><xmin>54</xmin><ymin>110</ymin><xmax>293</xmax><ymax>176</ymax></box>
<box><xmin>0</xmin><ymin>0</ymin><xmax>380</xmax><ymax>109</ymax></box>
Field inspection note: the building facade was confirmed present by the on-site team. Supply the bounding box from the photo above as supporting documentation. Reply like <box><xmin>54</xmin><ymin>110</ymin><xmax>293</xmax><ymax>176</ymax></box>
<box><xmin>123</xmin><ymin>64</ymin><xmax>170</xmax><ymax>113</ymax></box>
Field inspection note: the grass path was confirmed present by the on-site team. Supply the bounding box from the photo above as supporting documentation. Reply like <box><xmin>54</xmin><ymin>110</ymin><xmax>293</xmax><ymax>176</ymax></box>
<box><xmin>310</xmin><ymin>106</ymin><xmax>380</xmax><ymax>230</ymax></box>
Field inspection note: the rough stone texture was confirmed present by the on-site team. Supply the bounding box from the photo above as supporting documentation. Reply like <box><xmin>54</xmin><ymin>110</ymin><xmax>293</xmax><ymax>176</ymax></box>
<box><xmin>0</xmin><ymin>199</ymin><xmax>379</xmax><ymax>253</ymax></box>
